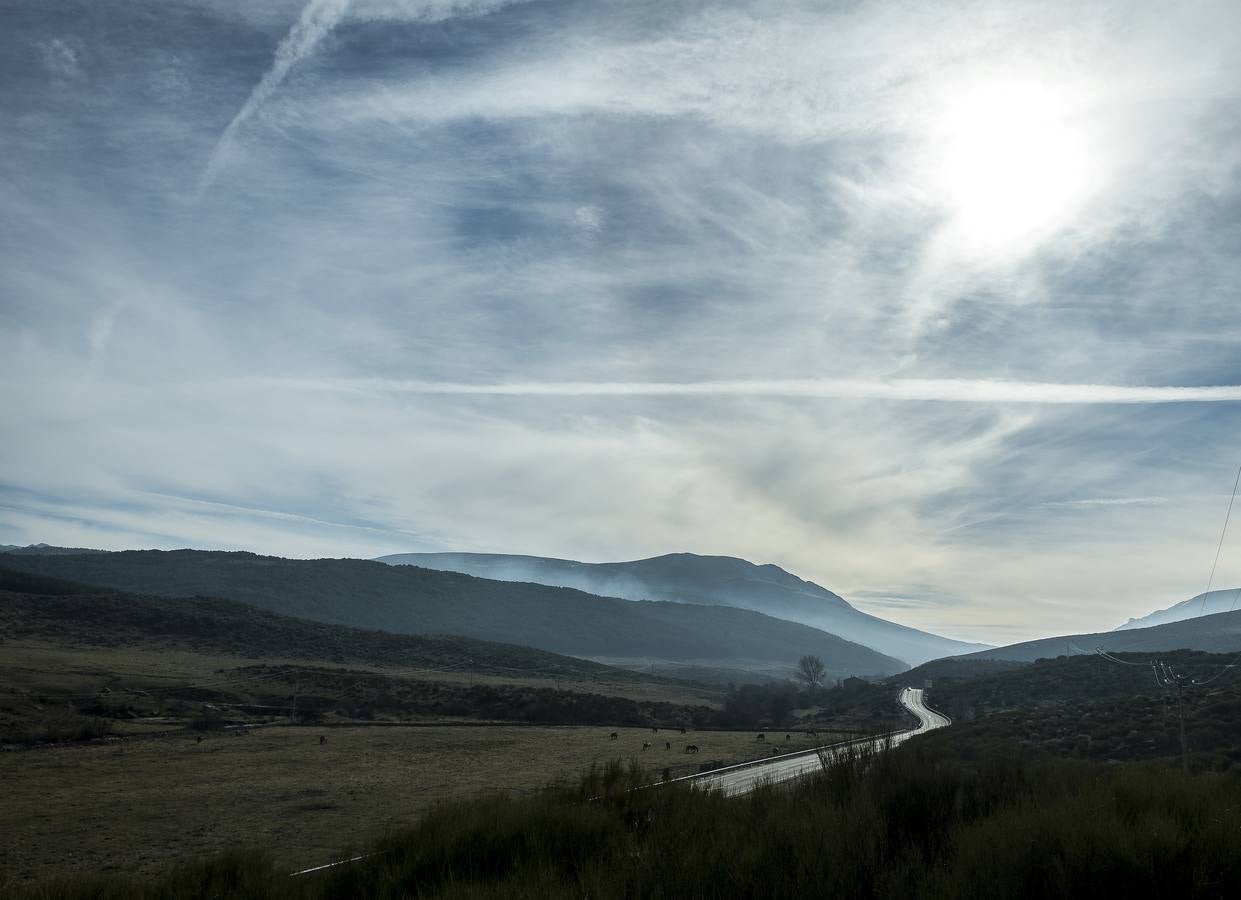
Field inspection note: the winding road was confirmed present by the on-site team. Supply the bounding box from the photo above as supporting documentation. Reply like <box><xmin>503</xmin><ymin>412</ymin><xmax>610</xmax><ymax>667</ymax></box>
<box><xmin>683</xmin><ymin>687</ymin><xmax>949</xmax><ymax>796</ymax></box>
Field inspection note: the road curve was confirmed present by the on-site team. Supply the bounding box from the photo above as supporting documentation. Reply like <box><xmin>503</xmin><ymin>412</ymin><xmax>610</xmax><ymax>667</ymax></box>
<box><xmin>683</xmin><ymin>687</ymin><xmax>949</xmax><ymax>797</ymax></box>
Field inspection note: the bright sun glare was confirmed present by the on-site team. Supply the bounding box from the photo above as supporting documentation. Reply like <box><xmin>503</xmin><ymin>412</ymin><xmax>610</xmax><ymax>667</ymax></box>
<box><xmin>928</xmin><ymin>77</ymin><xmax>1096</xmax><ymax>254</ymax></box>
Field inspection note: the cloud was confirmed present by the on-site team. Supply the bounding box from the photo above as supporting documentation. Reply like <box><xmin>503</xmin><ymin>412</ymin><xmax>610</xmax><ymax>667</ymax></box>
<box><xmin>1043</xmin><ymin>497</ymin><xmax>1168</xmax><ymax>508</ymax></box>
<box><xmin>249</xmin><ymin>376</ymin><xmax>1241</xmax><ymax>405</ymax></box>
<box><xmin>3</xmin><ymin>0</ymin><xmax>1241</xmax><ymax>644</ymax></box>
<box><xmin>196</xmin><ymin>0</ymin><xmax>530</xmax><ymax>196</ymax></box>
<box><xmin>197</xmin><ymin>0</ymin><xmax>354</xmax><ymax>196</ymax></box>
<box><xmin>38</xmin><ymin>37</ymin><xmax>81</xmax><ymax>80</ymax></box>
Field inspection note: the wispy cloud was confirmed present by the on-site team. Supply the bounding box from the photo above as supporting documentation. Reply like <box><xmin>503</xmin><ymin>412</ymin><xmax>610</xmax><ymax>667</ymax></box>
<box><xmin>253</xmin><ymin>377</ymin><xmax>1241</xmax><ymax>405</ymax></box>
<box><xmin>197</xmin><ymin>0</ymin><xmax>531</xmax><ymax>196</ymax></box>
<box><xmin>197</xmin><ymin>0</ymin><xmax>354</xmax><ymax>197</ymax></box>
<box><xmin>4</xmin><ymin>0</ymin><xmax>1241</xmax><ymax>644</ymax></box>
<box><xmin>1044</xmin><ymin>496</ymin><xmax>1168</xmax><ymax>507</ymax></box>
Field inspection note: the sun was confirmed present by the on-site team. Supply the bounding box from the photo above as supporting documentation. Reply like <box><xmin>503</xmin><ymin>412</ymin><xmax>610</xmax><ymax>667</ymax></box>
<box><xmin>926</xmin><ymin>76</ymin><xmax>1097</xmax><ymax>254</ymax></box>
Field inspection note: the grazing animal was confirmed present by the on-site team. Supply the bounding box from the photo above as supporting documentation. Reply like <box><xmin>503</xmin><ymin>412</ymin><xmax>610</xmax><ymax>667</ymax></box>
<box><xmin>685</xmin><ymin>744</ymin><xmax>699</xmax><ymax>754</ymax></box>
<box><xmin>195</xmin><ymin>735</ymin><xmax>202</xmax><ymax>744</ymax></box>
<box><xmin>679</xmin><ymin>727</ymin><xmax>687</xmax><ymax>735</ymax></box>
<box><xmin>786</xmin><ymin>734</ymin><xmax>791</xmax><ymax>742</ymax></box>
<box><xmin>756</xmin><ymin>733</ymin><xmax>765</xmax><ymax>742</ymax></box>
<box><xmin>665</xmin><ymin>741</ymin><xmax>671</xmax><ymax>751</ymax></box>
<box><xmin>642</xmin><ymin>741</ymin><xmax>652</xmax><ymax>751</ymax></box>
<box><xmin>651</xmin><ymin>726</ymin><xmax>658</xmax><ymax>734</ymax></box>
<box><xmin>319</xmin><ymin>735</ymin><xmax>327</xmax><ymax>745</ymax></box>
<box><xmin>609</xmin><ymin>732</ymin><xmax>618</xmax><ymax>741</ymax></box>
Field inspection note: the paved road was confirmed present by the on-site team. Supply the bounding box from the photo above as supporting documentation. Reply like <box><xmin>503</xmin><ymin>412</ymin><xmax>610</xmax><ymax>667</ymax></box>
<box><xmin>684</xmin><ymin>687</ymin><xmax>949</xmax><ymax>796</ymax></box>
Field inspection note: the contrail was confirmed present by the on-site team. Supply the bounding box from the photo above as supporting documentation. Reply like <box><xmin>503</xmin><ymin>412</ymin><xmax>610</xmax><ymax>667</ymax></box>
<box><xmin>196</xmin><ymin>0</ymin><xmax>353</xmax><ymax>197</ymax></box>
<box><xmin>246</xmin><ymin>377</ymin><xmax>1241</xmax><ymax>404</ymax></box>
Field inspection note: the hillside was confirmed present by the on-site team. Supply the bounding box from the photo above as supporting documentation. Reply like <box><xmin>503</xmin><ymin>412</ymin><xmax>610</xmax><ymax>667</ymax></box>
<box><xmin>0</xmin><ymin>551</ymin><xmax>906</xmax><ymax>677</ymax></box>
<box><xmin>911</xmin><ymin>651</ymin><xmax>1241</xmax><ymax>770</ymax></box>
<box><xmin>378</xmin><ymin>551</ymin><xmax>986</xmax><ymax>665</ymax></box>
<box><xmin>1116</xmin><ymin>587</ymin><xmax>1241</xmax><ymax>630</ymax></box>
<box><xmin>0</xmin><ymin>566</ymin><xmax>635</xmax><ymax>680</ymax></box>
<box><xmin>955</xmin><ymin>607</ymin><xmax>1241</xmax><ymax>663</ymax></box>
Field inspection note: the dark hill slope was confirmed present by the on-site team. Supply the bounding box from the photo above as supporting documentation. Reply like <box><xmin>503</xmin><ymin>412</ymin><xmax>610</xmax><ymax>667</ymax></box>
<box><xmin>0</xmin><ymin>551</ymin><xmax>906</xmax><ymax>676</ymax></box>
<box><xmin>0</xmin><ymin>567</ymin><xmax>633</xmax><ymax>679</ymax></box>
<box><xmin>955</xmin><ymin>608</ymin><xmax>1241</xmax><ymax>663</ymax></box>
<box><xmin>378</xmin><ymin>551</ymin><xmax>986</xmax><ymax>666</ymax></box>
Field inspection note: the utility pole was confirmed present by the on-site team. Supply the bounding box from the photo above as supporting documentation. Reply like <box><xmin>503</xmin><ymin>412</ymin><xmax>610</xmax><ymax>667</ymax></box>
<box><xmin>1174</xmin><ymin>673</ymin><xmax>1189</xmax><ymax>777</ymax></box>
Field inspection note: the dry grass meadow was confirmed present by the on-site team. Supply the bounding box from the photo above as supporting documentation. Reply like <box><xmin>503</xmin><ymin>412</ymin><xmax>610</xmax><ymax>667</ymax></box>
<box><xmin>0</xmin><ymin>640</ymin><xmax>842</xmax><ymax>882</ymax></box>
<box><xmin>0</xmin><ymin>721</ymin><xmax>841</xmax><ymax>882</ymax></box>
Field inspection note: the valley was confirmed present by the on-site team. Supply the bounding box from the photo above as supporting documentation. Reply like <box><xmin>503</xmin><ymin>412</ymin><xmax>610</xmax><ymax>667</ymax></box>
<box><xmin>4</xmin><ymin>547</ymin><xmax>1241</xmax><ymax>896</ymax></box>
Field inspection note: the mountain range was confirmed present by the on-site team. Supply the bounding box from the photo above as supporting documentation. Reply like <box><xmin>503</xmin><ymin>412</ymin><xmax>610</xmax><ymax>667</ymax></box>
<box><xmin>955</xmin><ymin>607</ymin><xmax>1241</xmax><ymax>663</ymax></box>
<box><xmin>378</xmin><ymin>551</ymin><xmax>987</xmax><ymax>666</ymax></box>
<box><xmin>1115</xmin><ymin>588</ymin><xmax>1241</xmax><ymax>631</ymax></box>
<box><xmin>0</xmin><ymin>549</ymin><xmax>906</xmax><ymax>679</ymax></box>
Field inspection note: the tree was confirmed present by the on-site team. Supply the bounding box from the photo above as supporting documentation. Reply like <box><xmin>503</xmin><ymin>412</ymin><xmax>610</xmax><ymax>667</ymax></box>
<box><xmin>797</xmin><ymin>654</ymin><xmax>826</xmax><ymax>691</ymax></box>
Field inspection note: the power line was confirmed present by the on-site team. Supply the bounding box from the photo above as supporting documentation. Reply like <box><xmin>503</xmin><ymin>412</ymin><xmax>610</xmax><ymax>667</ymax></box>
<box><xmin>1185</xmin><ymin>462</ymin><xmax>1241</xmax><ymax>684</ymax></box>
<box><xmin>1201</xmin><ymin>462</ymin><xmax>1241</xmax><ymax>603</ymax></box>
<box><xmin>1093</xmin><ymin>648</ymin><xmax>1146</xmax><ymax>667</ymax></box>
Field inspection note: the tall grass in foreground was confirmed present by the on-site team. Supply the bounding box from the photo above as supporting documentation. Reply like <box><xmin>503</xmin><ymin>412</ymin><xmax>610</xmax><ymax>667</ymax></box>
<box><xmin>5</xmin><ymin>745</ymin><xmax>1239</xmax><ymax>900</ymax></box>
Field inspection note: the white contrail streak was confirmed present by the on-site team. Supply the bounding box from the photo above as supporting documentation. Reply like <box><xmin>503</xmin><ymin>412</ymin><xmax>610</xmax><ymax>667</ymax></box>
<box><xmin>248</xmin><ymin>377</ymin><xmax>1241</xmax><ymax>404</ymax></box>
<box><xmin>196</xmin><ymin>0</ymin><xmax>353</xmax><ymax>197</ymax></box>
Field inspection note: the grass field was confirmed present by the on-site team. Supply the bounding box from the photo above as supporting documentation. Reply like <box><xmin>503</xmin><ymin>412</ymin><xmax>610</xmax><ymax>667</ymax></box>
<box><xmin>0</xmin><ymin>640</ymin><xmax>725</xmax><ymax>745</ymax></box>
<box><xmin>8</xmin><ymin>740</ymin><xmax>1239</xmax><ymax>900</ymax></box>
<box><xmin>0</xmin><ymin>721</ymin><xmax>843</xmax><ymax>882</ymax></box>
<box><xmin>0</xmin><ymin>641</ymin><xmax>722</xmax><ymax>713</ymax></box>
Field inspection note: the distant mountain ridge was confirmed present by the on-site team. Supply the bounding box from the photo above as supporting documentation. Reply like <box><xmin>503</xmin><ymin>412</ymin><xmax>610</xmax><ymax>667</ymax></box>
<box><xmin>0</xmin><ymin>549</ymin><xmax>906</xmax><ymax>679</ymax></box>
<box><xmin>1</xmin><ymin>543</ymin><xmax>110</xmax><ymax>555</ymax></box>
<box><xmin>1116</xmin><ymin>588</ymin><xmax>1241</xmax><ymax>631</ymax></box>
<box><xmin>377</xmin><ymin>551</ymin><xmax>988</xmax><ymax>666</ymax></box>
<box><xmin>954</xmin><ymin>607</ymin><xmax>1241</xmax><ymax>663</ymax></box>
<box><xmin>0</xmin><ymin>565</ymin><xmax>633</xmax><ymax>679</ymax></box>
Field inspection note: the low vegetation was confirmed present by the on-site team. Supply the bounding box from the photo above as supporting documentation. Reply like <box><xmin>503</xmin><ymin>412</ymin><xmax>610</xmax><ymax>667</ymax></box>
<box><xmin>5</xmin><ymin>740</ymin><xmax>1238</xmax><ymax>899</ymax></box>
<box><xmin>0</xmin><ymin>723</ymin><xmax>838</xmax><ymax>882</ymax></box>
<box><xmin>913</xmin><ymin>651</ymin><xmax>1241</xmax><ymax>770</ymax></box>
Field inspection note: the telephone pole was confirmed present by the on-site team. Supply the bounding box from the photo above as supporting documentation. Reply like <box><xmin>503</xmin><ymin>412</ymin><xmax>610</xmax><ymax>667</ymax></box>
<box><xmin>1173</xmin><ymin>673</ymin><xmax>1189</xmax><ymax>777</ymax></box>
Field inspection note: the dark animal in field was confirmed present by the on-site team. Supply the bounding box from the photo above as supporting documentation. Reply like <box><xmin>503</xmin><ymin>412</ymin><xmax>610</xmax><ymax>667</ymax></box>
<box><xmin>756</xmin><ymin>733</ymin><xmax>765</xmax><ymax>742</ymax></box>
<box><xmin>679</xmin><ymin>727</ymin><xmax>687</xmax><ymax>734</ymax></box>
<box><xmin>771</xmin><ymin>747</ymin><xmax>780</xmax><ymax>756</ymax></box>
<box><xmin>610</xmin><ymin>732</ymin><xmax>618</xmax><ymax>741</ymax></box>
<box><xmin>195</xmin><ymin>736</ymin><xmax>202</xmax><ymax>744</ymax></box>
<box><xmin>651</xmin><ymin>726</ymin><xmax>658</xmax><ymax>733</ymax></box>
<box><xmin>319</xmin><ymin>735</ymin><xmax>326</xmax><ymax>745</ymax></box>
<box><xmin>685</xmin><ymin>744</ymin><xmax>699</xmax><ymax>753</ymax></box>
<box><xmin>665</xmin><ymin>741</ymin><xmax>671</xmax><ymax>751</ymax></box>
<box><xmin>786</xmin><ymin>734</ymin><xmax>791</xmax><ymax>742</ymax></box>
<box><xmin>642</xmin><ymin>741</ymin><xmax>652</xmax><ymax>751</ymax></box>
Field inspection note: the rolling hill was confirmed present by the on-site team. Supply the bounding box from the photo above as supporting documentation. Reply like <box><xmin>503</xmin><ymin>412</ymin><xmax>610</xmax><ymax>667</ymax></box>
<box><xmin>0</xmin><ymin>550</ymin><xmax>907</xmax><ymax>678</ymax></box>
<box><xmin>954</xmin><ymin>607</ymin><xmax>1241</xmax><ymax>663</ymax></box>
<box><xmin>377</xmin><ymin>551</ymin><xmax>985</xmax><ymax>665</ymax></box>
<box><xmin>1116</xmin><ymin>587</ymin><xmax>1241</xmax><ymax>631</ymax></box>
<box><xmin>0</xmin><ymin>566</ymin><xmax>636</xmax><ymax>679</ymax></box>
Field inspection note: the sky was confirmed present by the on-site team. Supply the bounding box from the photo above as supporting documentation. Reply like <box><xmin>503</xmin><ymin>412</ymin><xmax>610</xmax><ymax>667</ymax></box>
<box><xmin>2</xmin><ymin>0</ymin><xmax>1240</xmax><ymax>644</ymax></box>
